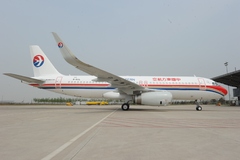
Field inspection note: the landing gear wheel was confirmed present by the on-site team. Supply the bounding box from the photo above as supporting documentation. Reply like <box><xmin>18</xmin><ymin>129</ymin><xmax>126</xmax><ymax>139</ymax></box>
<box><xmin>196</xmin><ymin>106</ymin><xmax>202</xmax><ymax>111</ymax></box>
<box><xmin>121</xmin><ymin>103</ymin><xmax>129</xmax><ymax>111</ymax></box>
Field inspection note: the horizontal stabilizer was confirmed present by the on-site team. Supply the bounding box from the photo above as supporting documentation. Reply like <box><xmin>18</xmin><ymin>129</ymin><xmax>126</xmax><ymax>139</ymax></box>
<box><xmin>4</xmin><ymin>73</ymin><xmax>45</xmax><ymax>84</ymax></box>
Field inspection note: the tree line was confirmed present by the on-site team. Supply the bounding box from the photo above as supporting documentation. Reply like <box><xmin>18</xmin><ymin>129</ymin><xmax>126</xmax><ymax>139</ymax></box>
<box><xmin>32</xmin><ymin>97</ymin><xmax>116</xmax><ymax>104</ymax></box>
<box><xmin>33</xmin><ymin>97</ymin><xmax>83</xmax><ymax>104</ymax></box>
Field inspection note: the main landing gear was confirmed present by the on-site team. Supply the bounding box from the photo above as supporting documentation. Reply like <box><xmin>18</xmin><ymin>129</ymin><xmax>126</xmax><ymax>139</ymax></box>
<box><xmin>121</xmin><ymin>103</ymin><xmax>130</xmax><ymax>111</ymax></box>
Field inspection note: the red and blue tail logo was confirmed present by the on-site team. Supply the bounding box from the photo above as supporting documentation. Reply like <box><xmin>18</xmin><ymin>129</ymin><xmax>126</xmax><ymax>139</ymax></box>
<box><xmin>33</xmin><ymin>55</ymin><xmax>44</xmax><ymax>67</ymax></box>
<box><xmin>58</xmin><ymin>42</ymin><xmax>63</xmax><ymax>48</ymax></box>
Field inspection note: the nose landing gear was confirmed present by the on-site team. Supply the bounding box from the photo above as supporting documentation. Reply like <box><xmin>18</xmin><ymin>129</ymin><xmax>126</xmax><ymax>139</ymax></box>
<box><xmin>195</xmin><ymin>100</ymin><xmax>202</xmax><ymax>111</ymax></box>
<box><xmin>196</xmin><ymin>105</ymin><xmax>202</xmax><ymax>111</ymax></box>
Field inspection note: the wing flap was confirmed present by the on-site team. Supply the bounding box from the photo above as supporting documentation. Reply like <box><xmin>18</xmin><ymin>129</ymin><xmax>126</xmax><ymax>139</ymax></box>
<box><xmin>4</xmin><ymin>73</ymin><xmax>45</xmax><ymax>84</ymax></box>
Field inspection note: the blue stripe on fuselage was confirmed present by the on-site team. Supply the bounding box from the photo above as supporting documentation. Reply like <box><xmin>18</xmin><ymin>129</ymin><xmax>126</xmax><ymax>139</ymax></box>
<box><xmin>38</xmin><ymin>86</ymin><xmax>224</xmax><ymax>96</ymax></box>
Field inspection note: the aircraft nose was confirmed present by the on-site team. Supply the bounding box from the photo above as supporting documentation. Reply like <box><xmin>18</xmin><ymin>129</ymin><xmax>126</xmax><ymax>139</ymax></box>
<box><xmin>221</xmin><ymin>86</ymin><xmax>228</xmax><ymax>96</ymax></box>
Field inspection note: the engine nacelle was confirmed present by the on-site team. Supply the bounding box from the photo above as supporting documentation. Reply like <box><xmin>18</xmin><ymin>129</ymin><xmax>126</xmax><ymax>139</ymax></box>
<box><xmin>103</xmin><ymin>91</ymin><xmax>126</xmax><ymax>99</ymax></box>
<box><xmin>135</xmin><ymin>91</ymin><xmax>172</xmax><ymax>106</ymax></box>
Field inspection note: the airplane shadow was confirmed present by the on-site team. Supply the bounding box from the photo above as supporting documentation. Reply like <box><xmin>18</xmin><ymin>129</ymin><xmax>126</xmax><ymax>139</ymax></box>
<box><xmin>1</xmin><ymin>105</ymin><xmax>222</xmax><ymax>113</ymax></box>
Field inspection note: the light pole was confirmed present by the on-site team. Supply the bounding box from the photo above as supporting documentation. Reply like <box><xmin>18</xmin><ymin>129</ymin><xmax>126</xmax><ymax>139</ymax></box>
<box><xmin>224</xmin><ymin>62</ymin><xmax>231</xmax><ymax>104</ymax></box>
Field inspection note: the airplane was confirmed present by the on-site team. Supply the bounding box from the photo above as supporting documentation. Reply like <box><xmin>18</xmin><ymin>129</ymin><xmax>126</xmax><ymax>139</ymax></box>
<box><xmin>4</xmin><ymin>32</ymin><xmax>227</xmax><ymax>111</ymax></box>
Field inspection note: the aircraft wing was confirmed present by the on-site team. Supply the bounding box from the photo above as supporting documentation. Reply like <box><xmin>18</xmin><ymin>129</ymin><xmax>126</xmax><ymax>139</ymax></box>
<box><xmin>52</xmin><ymin>32</ymin><xmax>145</xmax><ymax>94</ymax></box>
<box><xmin>4</xmin><ymin>73</ymin><xmax>45</xmax><ymax>84</ymax></box>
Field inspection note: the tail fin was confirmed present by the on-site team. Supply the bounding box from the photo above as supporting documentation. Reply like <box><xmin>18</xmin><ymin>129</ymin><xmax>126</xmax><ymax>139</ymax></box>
<box><xmin>30</xmin><ymin>45</ymin><xmax>61</xmax><ymax>77</ymax></box>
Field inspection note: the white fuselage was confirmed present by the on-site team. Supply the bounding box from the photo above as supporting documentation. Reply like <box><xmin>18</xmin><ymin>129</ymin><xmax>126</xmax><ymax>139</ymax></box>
<box><xmin>30</xmin><ymin>75</ymin><xmax>226</xmax><ymax>101</ymax></box>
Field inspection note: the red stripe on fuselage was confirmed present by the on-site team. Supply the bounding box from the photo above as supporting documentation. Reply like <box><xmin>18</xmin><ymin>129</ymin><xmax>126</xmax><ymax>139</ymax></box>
<box><xmin>29</xmin><ymin>83</ymin><xmax>227</xmax><ymax>96</ymax></box>
<box><xmin>30</xmin><ymin>83</ymin><xmax>110</xmax><ymax>87</ymax></box>
<box><xmin>207</xmin><ymin>85</ymin><xmax>228</xmax><ymax>95</ymax></box>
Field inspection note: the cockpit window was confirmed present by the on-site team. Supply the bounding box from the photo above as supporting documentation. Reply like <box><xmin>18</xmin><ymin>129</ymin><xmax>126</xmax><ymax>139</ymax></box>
<box><xmin>212</xmin><ymin>82</ymin><xmax>219</xmax><ymax>86</ymax></box>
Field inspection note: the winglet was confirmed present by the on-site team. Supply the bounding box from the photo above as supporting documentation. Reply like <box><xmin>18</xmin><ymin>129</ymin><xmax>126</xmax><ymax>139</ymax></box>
<box><xmin>52</xmin><ymin>32</ymin><xmax>95</xmax><ymax>74</ymax></box>
<box><xmin>52</xmin><ymin>32</ymin><xmax>83</xmax><ymax>67</ymax></box>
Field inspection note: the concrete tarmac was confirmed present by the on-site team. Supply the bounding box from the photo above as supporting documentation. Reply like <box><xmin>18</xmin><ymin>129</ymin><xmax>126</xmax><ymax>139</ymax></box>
<box><xmin>0</xmin><ymin>104</ymin><xmax>240</xmax><ymax>160</ymax></box>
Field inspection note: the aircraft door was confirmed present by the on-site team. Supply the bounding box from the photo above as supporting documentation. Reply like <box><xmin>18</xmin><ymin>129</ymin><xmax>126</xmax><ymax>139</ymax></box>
<box><xmin>198</xmin><ymin>78</ymin><xmax>206</xmax><ymax>90</ymax></box>
<box><xmin>139</xmin><ymin>80</ymin><xmax>148</xmax><ymax>87</ymax></box>
<box><xmin>55</xmin><ymin>76</ymin><xmax>62</xmax><ymax>89</ymax></box>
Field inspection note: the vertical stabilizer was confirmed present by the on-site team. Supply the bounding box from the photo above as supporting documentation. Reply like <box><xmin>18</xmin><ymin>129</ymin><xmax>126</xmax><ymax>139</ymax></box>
<box><xmin>30</xmin><ymin>45</ymin><xmax>61</xmax><ymax>77</ymax></box>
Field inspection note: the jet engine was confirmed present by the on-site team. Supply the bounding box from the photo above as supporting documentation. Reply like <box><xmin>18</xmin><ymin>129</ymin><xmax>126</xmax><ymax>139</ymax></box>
<box><xmin>134</xmin><ymin>91</ymin><xmax>172</xmax><ymax>106</ymax></box>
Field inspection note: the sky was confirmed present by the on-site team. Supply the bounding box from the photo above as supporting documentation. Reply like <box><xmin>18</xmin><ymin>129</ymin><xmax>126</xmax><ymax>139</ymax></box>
<box><xmin>0</xmin><ymin>0</ymin><xmax>239</xmax><ymax>102</ymax></box>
